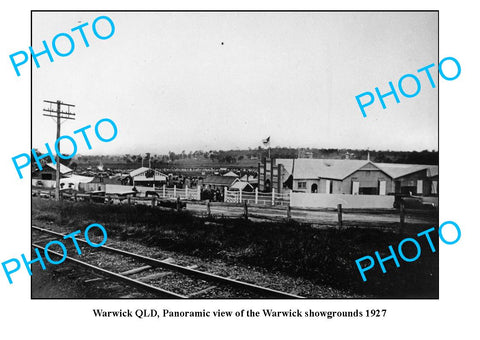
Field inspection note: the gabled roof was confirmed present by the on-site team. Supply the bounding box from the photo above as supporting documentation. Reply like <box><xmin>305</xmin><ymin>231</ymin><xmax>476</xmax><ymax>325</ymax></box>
<box><xmin>223</xmin><ymin>171</ymin><xmax>239</xmax><ymax>177</ymax></box>
<box><xmin>203</xmin><ymin>175</ymin><xmax>238</xmax><ymax>186</ymax></box>
<box><xmin>277</xmin><ymin>158</ymin><xmax>438</xmax><ymax>181</ymax></box>
<box><xmin>129</xmin><ymin>167</ymin><xmax>166</xmax><ymax>178</ymax></box>
<box><xmin>230</xmin><ymin>181</ymin><xmax>254</xmax><ymax>191</ymax></box>
<box><xmin>45</xmin><ymin>163</ymin><xmax>73</xmax><ymax>174</ymax></box>
<box><xmin>427</xmin><ymin>167</ymin><xmax>438</xmax><ymax>177</ymax></box>
<box><xmin>375</xmin><ymin>163</ymin><xmax>438</xmax><ymax>179</ymax></box>
<box><xmin>129</xmin><ymin>167</ymin><xmax>150</xmax><ymax>177</ymax></box>
<box><xmin>291</xmin><ymin>159</ymin><xmax>374</xmax><ymax>180</ymax></box>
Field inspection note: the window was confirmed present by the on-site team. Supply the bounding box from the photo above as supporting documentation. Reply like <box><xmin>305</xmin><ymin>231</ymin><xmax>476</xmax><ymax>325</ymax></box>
<box><xmin>298</xmin><ymin>181</ymin><xmax>306</xmax><ymax>189</ymax></box>
<box><xmin>359</xmin><ymin>187</ymin><xmax>378</xmax><ymax>195</ymax></box>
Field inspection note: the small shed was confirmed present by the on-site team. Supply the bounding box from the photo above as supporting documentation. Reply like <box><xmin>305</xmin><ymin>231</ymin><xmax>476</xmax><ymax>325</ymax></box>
<box><xmin>229</xmin><ymin>181</ymin><xmax>254</xmax><ymax>192</ymax></box>
<box><xmin>32</xmin><ymin>163</ymin><xmax>73</xmax><ymax>181</ymax></box>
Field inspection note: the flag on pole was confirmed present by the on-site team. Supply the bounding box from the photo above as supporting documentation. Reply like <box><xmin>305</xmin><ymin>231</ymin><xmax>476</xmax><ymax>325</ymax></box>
<box><xmin>262</xmin><ymin>136</ymin><xmax>271</xmax><ymax>147</ymax></box>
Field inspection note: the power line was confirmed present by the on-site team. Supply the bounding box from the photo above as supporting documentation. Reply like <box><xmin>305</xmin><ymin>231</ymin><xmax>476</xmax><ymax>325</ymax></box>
<box><xmin>43</xmin><ymin>100</ymin><xmax>76</xmax><ymax>201</ymax></box>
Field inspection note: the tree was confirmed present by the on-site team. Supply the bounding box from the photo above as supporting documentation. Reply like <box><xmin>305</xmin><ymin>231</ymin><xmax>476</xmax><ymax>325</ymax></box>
<box><xmin>31</xmin><ymin>148</ymin><xmax>49</xmax><ymax>171</ymax></box>
<box><xmin>59</xmin><ymin>155</ymin><xmax>72</xmax><ymax>167</ymax></box>
<box><xmin>225</xmin><ymin>155</ymin><xmax>235</xmax><ymax>163</ymax></box>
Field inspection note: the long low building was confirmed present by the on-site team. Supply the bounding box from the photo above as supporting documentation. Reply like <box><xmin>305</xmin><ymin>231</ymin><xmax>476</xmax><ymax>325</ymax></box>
<box><xmin>258</xmin><ymin>157</ymin><xmax>438</xmax><ymax>196</ymax></box>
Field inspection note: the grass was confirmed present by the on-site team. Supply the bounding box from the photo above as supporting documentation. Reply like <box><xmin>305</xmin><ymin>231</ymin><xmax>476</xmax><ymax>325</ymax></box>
<box><xmin>32</xmin><ymin>198</ymin><xmax>438</xmax><ymax>298</ymax></box>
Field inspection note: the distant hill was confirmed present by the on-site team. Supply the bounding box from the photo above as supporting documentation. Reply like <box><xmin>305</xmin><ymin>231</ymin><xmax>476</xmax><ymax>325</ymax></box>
<box><xmin>69</xmin><ymin>147</ymin><xmax>438</xmax><ymax>170</ymax></box>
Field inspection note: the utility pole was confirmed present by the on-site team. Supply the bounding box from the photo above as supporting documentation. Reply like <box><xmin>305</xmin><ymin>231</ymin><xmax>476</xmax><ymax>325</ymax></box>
<box><xmin>43</xmin><ymin>100</ymin><xmax>76</xmax><ymax>201</ymax></box>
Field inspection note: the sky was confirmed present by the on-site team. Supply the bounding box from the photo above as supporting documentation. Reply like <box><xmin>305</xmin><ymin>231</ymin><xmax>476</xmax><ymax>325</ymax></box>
<box><xmin>32</xmin><ymin>11</ymin><xmax>438</xmax><ymax>155</ymax></box>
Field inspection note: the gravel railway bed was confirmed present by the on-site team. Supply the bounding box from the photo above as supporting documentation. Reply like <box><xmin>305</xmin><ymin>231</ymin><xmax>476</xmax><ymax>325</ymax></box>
<box><xmin>32</xmin><ymin>222</ymin><xmax>361</xmax><ymax>298</ymax></box>
<box><xmin>33</xmin><ymin>226</ymin><xmax>299</xmax><ymax>298</ymax></box>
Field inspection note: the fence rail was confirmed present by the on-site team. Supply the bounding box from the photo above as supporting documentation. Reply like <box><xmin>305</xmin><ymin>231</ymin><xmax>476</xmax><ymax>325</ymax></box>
<box><xmin>154</xmin><ymin>185</ymin><xmax>201</xmax><ymax>200</ymax></box>
<box><xmin>224</xmin><ymin>188</ymin><xmax>290</xmax><ymax>206</ymax></box>
<box><xmin>32</xmin><ymin>188</ymin><xmax>436</xmax><ymax>228</ymax></box>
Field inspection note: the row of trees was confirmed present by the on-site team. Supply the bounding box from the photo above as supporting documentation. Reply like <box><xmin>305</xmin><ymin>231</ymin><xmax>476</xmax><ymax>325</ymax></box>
<box><xmin>35</xmin><ymin>147</ymin><xmax>437</xmax><ymax>169</ymax></box>
<box><xmin>122</xmin><ymin>149</ymin><xmax>262</xmax><ymax>164</ymax></box>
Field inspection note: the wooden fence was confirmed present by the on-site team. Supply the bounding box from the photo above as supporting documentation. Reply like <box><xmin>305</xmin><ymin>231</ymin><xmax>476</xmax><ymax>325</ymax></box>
<box><xmin>224</xmin><ymin>188</ymin><xmax>290</xmax><ymax>206</ymax></box>
<box><xmin>32</xmin><ymin>188</ymin><xmax>436</xmax><ymax>229</ymax></box>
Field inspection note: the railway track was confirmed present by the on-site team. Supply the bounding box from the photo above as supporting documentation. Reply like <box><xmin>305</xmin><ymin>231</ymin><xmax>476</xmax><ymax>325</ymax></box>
<box><xmin>32</xmin><ymin>226</ymin><xmax>304</xmax><ymax>299</ymax></box>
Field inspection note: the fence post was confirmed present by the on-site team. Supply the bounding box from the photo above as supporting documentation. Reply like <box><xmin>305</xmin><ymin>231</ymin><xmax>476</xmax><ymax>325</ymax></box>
<box><xmin>185</xmin><ymin>186</ymin><xmax>189</xmax><ymax>199</ymax></box>
<box><xmin>400</xmin><ymin>202</ymin><xmax>405</xmax><ymax>231</ymax></box>
<box><xmin>174</xmin><ymin>185</ymin><xmax>177</xmax><ymax>197</ymax></box>
<box><xmin>271</xmin><ymin>188</ymin><xmax>275</xmax><ymax>206</ymax></box>
<box><xmin>176</xmin><ymin>196</ymin><xmax>181</xmax><ymax>212</ymax></box>
<box><xmin>224</xmin><ymin>187</ymin><xmax>227</xmax><ymax>202</ymax></box>
<box><xmin>243</xmin><ymin>200</ymin><xmax>249</xmax><ymax>220</ymax></box>
<box><xmin>206</xmin><ymin>199</ymin><xmax>211</xmax><ymax>217</ymax></box>
<box><xmin>73</xmin><ymin>192</ymin><xmax>77</xmax><ymax>202</ymax></box>
<box><xmin>197</xmin><ymin>185</ymin><xmax>201</xmax><ymax>200</ymax></box>
<box><xmin>337</xmin><ymin>204</ymin><xmax>343</xmax><ymax>228</ymax></box>
<box><xmin>163</xmin><ymin>184</ymin><xmax>166</xmax><ymax>198</ymax></box>
<box><xmin>127</xmin><ymin>196</ymin><xmax>131</xmax><ymax>205</ymax></box>
<box><xmin>255</xmin><ymin>187</ymin><xmax>258</xmax><ymax>204</ymax></box>
<box><xmin>151</xmin><ymin>196</ymin><xmax>156</xmax><ymax>207</ymax></box>
<box><xmin>239</xmin><ymin>188</ymin><xmax>242</xmax><ymax>203</ymax></box>
<box><xmin>287</xmin><ymin>204</ymin><xmax>291</xmax><ymax>219</ymax></box>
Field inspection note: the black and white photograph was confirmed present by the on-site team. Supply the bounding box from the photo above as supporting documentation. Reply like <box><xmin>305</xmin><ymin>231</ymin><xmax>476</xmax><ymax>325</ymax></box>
<box><xmin>3</xmin><ymin>1</ymin><xmax>480</xmax><ymax>338</ymax></box>
<box><xmin>29</xmin><ymin>11</ymin><xmax>439</xmax><ymax>299</ymax></box>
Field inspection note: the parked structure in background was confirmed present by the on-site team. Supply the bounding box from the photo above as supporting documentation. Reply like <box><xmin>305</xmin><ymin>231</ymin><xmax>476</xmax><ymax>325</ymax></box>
<box><xmin>239</xmin><ymin>174</ymin><xmax>258</xmax><ymax>188</ymax></box>
<box><xmin>129</xmin><ymin>167</ymin><xmax>167</xmax><ymax>187</ymax></box>
<box><xmin>32</xmin><ymin>163</ymin><xmax>73</xmax><ymax>182</ymax></box>
<box><xmin>202</xmin><ymin>175</ymin><xmax>238</xmax><ymax>191</ymax></box>
<box><xmin>32</xmin><ymin>163</ymin><xmax>73</xmax><ymax>188</ymax></box>
<box><xmin>229</xmin><ymin>181</ymin><xmax>254</xmax><ymax>192</ymax></box>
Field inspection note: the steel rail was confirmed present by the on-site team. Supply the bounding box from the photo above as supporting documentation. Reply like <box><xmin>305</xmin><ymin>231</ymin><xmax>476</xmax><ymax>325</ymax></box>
<box><xmin>32</xmin><ymin>243</ymin><xmax>187</xmax><ymax>299</ymax></box>
<box><xmin>33</xmin><ymin>225</ymin><xmax>304</xmax><ymax>299</ymax></box>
